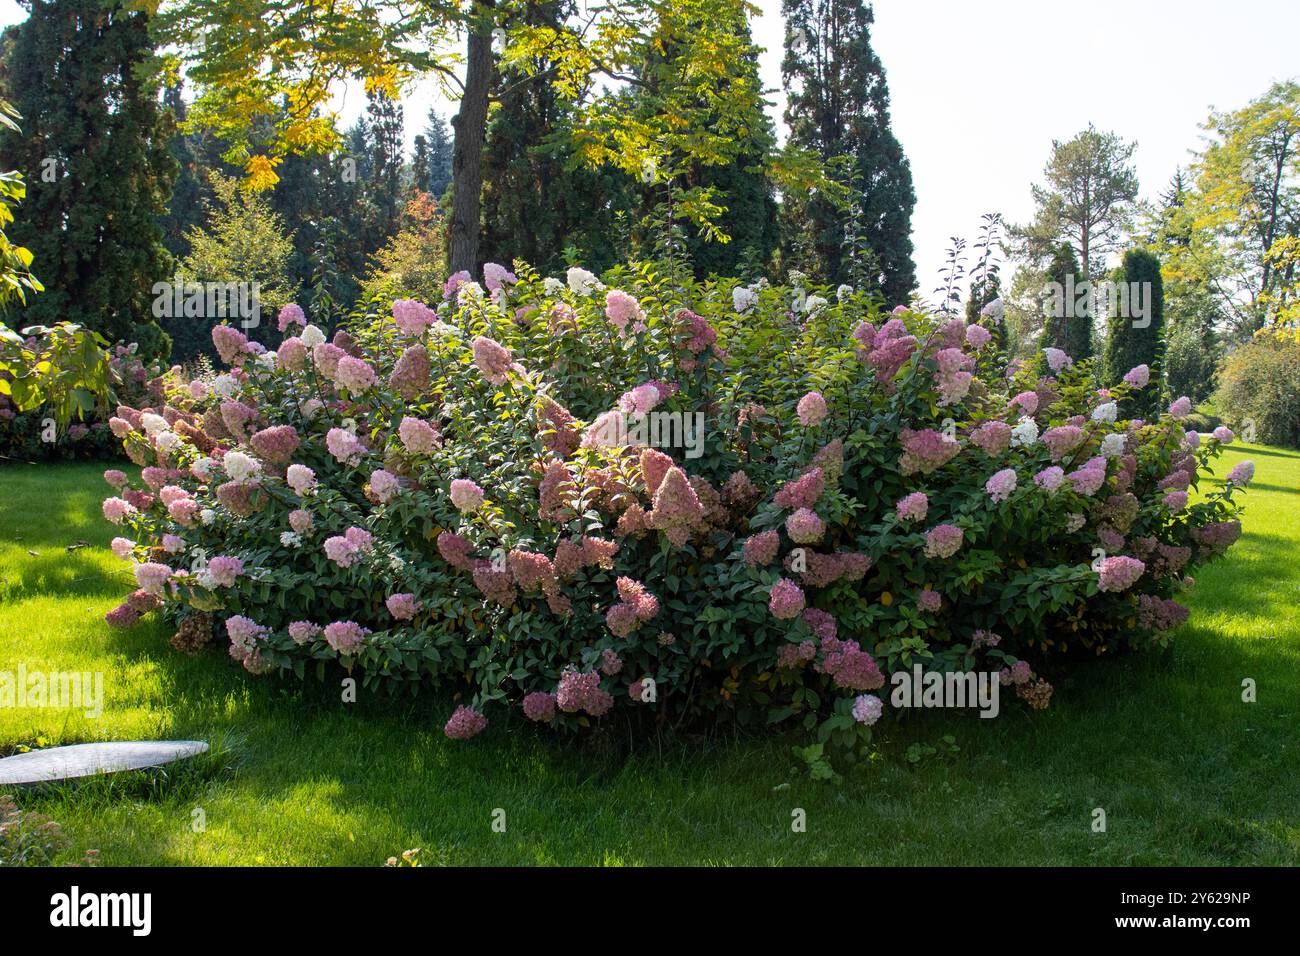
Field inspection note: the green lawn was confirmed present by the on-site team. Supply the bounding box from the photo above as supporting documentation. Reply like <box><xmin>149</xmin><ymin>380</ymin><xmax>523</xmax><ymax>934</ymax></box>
<box><xmin>2</xmin><ymin>444</ymin><xmax>1298</xmax><ymax>866</ymax></box>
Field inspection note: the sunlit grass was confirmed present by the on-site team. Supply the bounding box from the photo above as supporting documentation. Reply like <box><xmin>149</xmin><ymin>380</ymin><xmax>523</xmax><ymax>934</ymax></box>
<box><xmin>1</xmin><ymin>449</ymin><xmax>1297</xmax><ymax>866</ymax></box>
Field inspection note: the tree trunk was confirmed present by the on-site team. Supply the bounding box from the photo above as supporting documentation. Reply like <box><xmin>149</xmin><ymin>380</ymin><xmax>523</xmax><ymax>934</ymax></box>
<box><xmin>449</xmin><ymin>1</ymin><xmax>496</xmax><ymax>275</ymax></box>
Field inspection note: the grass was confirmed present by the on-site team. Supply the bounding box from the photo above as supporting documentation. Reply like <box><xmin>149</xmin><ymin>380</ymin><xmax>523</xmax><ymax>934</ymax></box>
<box><xmin>1</xmin><ymin>444</ymin><xmax>1298</xmax><ymax>866</ymax></box>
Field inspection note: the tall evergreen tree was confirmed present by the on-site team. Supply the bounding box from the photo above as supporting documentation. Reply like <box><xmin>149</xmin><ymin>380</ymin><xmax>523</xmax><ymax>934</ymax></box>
<box><xmin>0</xmin><ymin>0</ymin><xmax>175</xmax><ymax>358</ymax></box>
<box><xmin>1040</xmin><ymin>241</ymin><xmax>1093</xmax><ymax>360</ymax></box>
<box><xmin>422</xmin><ymin>110</ymin><xmax>454</xmax><ymax>199</ymax></box>
<box><xmin>780</xmin><ymin>0</ymin><xmax>915</xmax><ymax>300</ymax></box>
<box><xmin>480</xmin><ymin>1</ymin><xmax>632</xmax><ymax>275</ymax></box>
<box><xmin>1103</xmin><ymin>248</ymin><xmax>1165</xmax><ymax>417</ymax></box>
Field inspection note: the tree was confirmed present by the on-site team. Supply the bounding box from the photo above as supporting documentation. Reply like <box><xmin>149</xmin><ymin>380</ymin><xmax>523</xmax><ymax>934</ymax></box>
<box><xmin>157</xmin><ymin>0</ymin><xmax>814</xmax><ymax>275</ymax></box>
<box><xmin>412</xmin><ymin>110</ymin><xmax>454</xmax><ymax>200</ymax></box>
<box><xmin>479</xmin><ymin>0</ymin><xmax>632</xmax><ymax>275</ymax></box>
<box><xmin>1102</xmin><ymin>247</ymin><xmax>1165</xmax><ymax>417</ymax></box>
<box><xmin>0</xmin><ymin>0</ymin><xmax>175</xmax><ymax>358</ymax></box>
<box><xmin>0</xmin><ymin>99</ymin><xmax>39</xmax><ymax>313</ymax></box>
<box><xmin>781</xmin><ymin>0</ymin><xmax>915</xmax><ymax>300</ymax></box>
<box><xmin>169</xmin><ymin>172</ymin><xmax>295</xmax><ymax>360</ymax></box>
<box><xmin>1186</xmin><ymin>81</ymin><xmax>1300</xmax><ymax>333</ymax></box>
<box><xmin>1040</xmin><ymin>241</ymin><xmax>1093</xmax><ymax>361</ymax></box>
<box><xmin>1014</xmin><ymin>124</ymin><xmax>1139</xmax><ymax>281</ymax></box>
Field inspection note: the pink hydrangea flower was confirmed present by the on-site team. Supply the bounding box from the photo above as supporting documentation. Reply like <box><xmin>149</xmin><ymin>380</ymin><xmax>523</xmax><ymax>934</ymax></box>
<box><xmin>971</xmin><ymin>420</ymin><xmax>1012</xmax><ymax>456</ymax></box>
<box><xmin>797</xmin><ymin>391</ymin><xmax>829</xmax><ymax>427</ymax></box>
<box><xmin>1009</xmin><ymin>391</ymin><xmax>1039</xmax><ymax>416</ymax></box>
<box><xmin>1124</xmin><ymin>364</ymin><xmax>1150</xmax><ymax>388</ymax></box>
<box><xmin>1226</xmin><ymin>460</ymin><xmax>1255</xmax><ymax>486</ymax></box>
<box><xmin>917</xmin><ymin>589</ymin><xmax>942</xmax><ymax>613</ymax></box>
<box><xmin>369</xmin><ymin>469</ymin><xmax>401</xmax><ymax>504</ymax></box>
<box><xmin>102</xmin><ymin>497</ymin><xmax>137</xmax><ymax>524</ymax></box>
<box><xmin>619</xmin><ymin>384</ymin><xmax>663</xmax><ymax>416</ymax></box>
<box><xmin>288</xmin><ymin>509</ymin><xmax>313</xmax><ymax>534</ymax></box>
<box><xmin>386</xmin><ymin>593</ymin><xmax>422</xmax><ymax>620</ymax></box>
<box><xmin>334</xmin><ymin>356</ymin><xmax>378</xmax><ymax>393</ymax></box>
<box><xmin>604</xmin><ymin>289</ymin><xmax>645</xmax><ymax>334</ymax></box>
<box><xmin>483</xmin><ymin>262</ymin><xmax>517</xmax><ymax>293</ymax></box>
<box><xmin>896</xmin><ymin>492</ymin><xmax>929</xmax><ymax>522</ymax></box>
<box><xmin>924</xmin><ymin>524</ymin><xmax>964</xmax><ymax>559</ymax></box>
<box><xmin>1163</xmin><ymin>491</ymin><xmax>1189</xmax><ymax>511</ymax></box>
<box><xmin>398</xmin><ymin>417</ymin><xmax>438</xmax><ymax>455</ymax></box>
<box><xmin>523</xmin><ymin>692</ymin><xmax>557</xmax><ymax>722</ymax></box>
<box><xmin>1033</xmin><ymin>466</ymin><xmax>1065</xmax><ymax>493</ymax></box>
<box><xmin>1044</xmin><ymin>348</ymin><xmax>1072</xmax><ymax>373</ymax></box>
<box><xmin>785</xmin><ymin>508</ymin><xmax>825</xmax><ymax>544</ymax></box>
<box><xmin>207</xmin><ymin>556</ymin><xmax>244</xmax><ymax>587</ymax></box>
<box><xmin>133</xmin><ymin>562</ymin><xmax>172</xmax><ymax>596</ymax></box>
<box><xmin>773</xmin><ymin>468</ymin><xmax>825</xmax><ymax>510</ymax></box>
<box><xmin>899</xmin><ymin>427</ymin><xmax>961</xmax><ymax>475</ymax></box>
<box><xmin>288</xmin><ymin>621</ymin><xmax>321</xmax><ymax>645</ymax></box>
<box><xmin>277</xmin><ymin>336</ymin><xmax>307</xmax><ymax>371</ymax></box>
<box><xmin>1213</xmin><ymin>426</ymin><xmax>1234</xmax><ymax>443</ymax></box>
<box><xmin>1168</xmin><ymin>396</ymin><xmax>1192</xmax><ymax>419</ymax></box>
<box><xmin>103</xmin><ymin>469</ymin><xmax>129</xmax><ymax>490</ymax></box>
<box><xmin>768</xmin><ymin>578</ymin><xmax>806</xmax><ymax>620</ymax></box>
<box><xmin>449</xmin><ymin>478</ymin><xmax>485</xmax><ymax>512</ymax></box>
<box><xmin>966</xmin><ymin>324</ymin><xmax>992</xmax><ymax>349</ymax></box>
<box><xmin>743</xmin><ymin>530</ymin><xmax>780</xmax><ymax>567</ymax></box>
<box><xmin>277</xmin><ymin>303</ymin><xmax>306</xmax><ymax>332</ymax></box>
<box><xmin>212</xmin><ymin>325</ymin><xmax>249</xmax><ymax>365</ymax></box>
<box><xmin>286</xmin><ymin>464</ymin><xmax>316</xmax><ymax>495</ymax></box>
<box><xmin>985</xmin><ymin>468</ymin><xmax>1017</xmax><ymax>503</ymax></box>
<box><xmin>325</xmin><ymin>428</ymin><xmax>364</xmax><ymax>466</ymax></box>
<box><xmin>393</xmin><ymin>298</ymin><xmax>437</xmax><ymax>335</ymax></box>
<box><xmin>852</xmin><ymin>695</ymin><xmax>884</xmax><ymax>725</ymax></box>
<box><xmin>472</xmin><ymin>336</ymin><xmax>513</xmax><ymax>386</ymax></box>
<box><xmin>323</xmin><ymin>620</ymin><xmax>370</xmax><ymax>654</ymax></box>
<box><xmin>110</xmin><ymin>537</ymin><xmax>135</xmax><ymax>559</ymax></box>
<box><xmin>1098</xmin><ymin>555</ymin><xmax>1145</xmax><ymax>592</ymax></box>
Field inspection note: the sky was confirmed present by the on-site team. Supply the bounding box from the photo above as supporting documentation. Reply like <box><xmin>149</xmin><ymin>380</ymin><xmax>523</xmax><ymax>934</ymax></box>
<box><xmin>2</xmin><ymin>0</ymin><xmax>1298</xmax><ymax>296</ymax></box>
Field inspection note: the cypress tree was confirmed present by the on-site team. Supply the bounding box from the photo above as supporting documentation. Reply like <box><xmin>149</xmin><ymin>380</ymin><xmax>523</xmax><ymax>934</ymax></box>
<box><xmin>0</xmin><ymin>0</ymin><xmax>176</xmax><ymax>359</ymax></box>
<box><xmin>1040</xmin><ymin>241</ymin><xmax>1093</xmax><ymax>360</ymax></box>
<box><xmin>1103</xmin><ymin>247</ymin><xmax>1165</xmax><ymax>417</ymax></box>
<box><xmin>781</xmin><ymin>0</ymin><xmax>915</xmax><ymax>300</ymax></box>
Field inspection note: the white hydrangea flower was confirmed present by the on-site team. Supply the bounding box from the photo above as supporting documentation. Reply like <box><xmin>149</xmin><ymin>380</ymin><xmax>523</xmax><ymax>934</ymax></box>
<box><xmin>1092</xmin><ymin>401</ymin><xmax>1118</xmax><ymax>424</ymax></box>
<box><xmin>192</xmin><ymin>457</ymin><xmax>215</xmax><ymax>481</ymax></box>
<box><xmin>836</xmin><ymin>284</ymin><xmax>853</xmax><ymax>301</ymax></box>
<box><xmin>222</xmin><ymin>450</ymin><xmax>262</xmax><ymax>483</ymax></box>
<box><xmin>140</xmin><ymin>413</ymin><xmax>168</xmax><ymax>438</ymax></box>
<box><xmin>803</xmin><ymin>295</ymin><xmax>829</xmax><ymax>315</ymax></box>
<box><xmin>212</xmin><ymin>374</ymin><xmax>239</xmax><ymax>399</ymax></box>
<box><xmin>257</xmin><ymin>351</ymin><xmax>277</xmax><ymax>371</ymax></box>
<box><xmin>566</xmin><ymin>267</ymin><xmax>603</xmax><ymax>296</ymax></box>
<box><xmin>280</xmin><ymin>532</ymin><xmax>302</xmax><ymax>548</ymax></box>
<box><xmin>457</xmin><ymin>281</ymin><xmax>485</xmax><ymax>305</ymax></box>
<box><xmin>543</xmin><ymin>277</ymin><xmax>564</xmax><ymax>297</ymax></box>
<box><xmin>732</xmin><ymin>285</ymin><xmax>757</xmax><ymax>314</ymax></box>
<box><xmin>1065</xmin><ymin>513</ymin><xmax>1086</xmax><ymax>533</ymax></box>
<box><xmin>1100</xmin><ymin>433</ymin><xmax>1127</xmax><ymax>458</ymax></box>
<box><xmin>299</xmin><ymin>324</ymin><xmax>327</xmax><ymax>347</ymax></box>
<box><xmin>1011</xmin><ymin>416</ymin><xmax>1039</xmax><ymax>448</ymax></box>
<box><xmin>195</xmin><ymin>568</ymin><xmax>217</xmax><ymax>589</ymax></box>
<box><xmin>155</xmin><ymin>430</ymin><xmax>180</xmax><ymax>454</ymax></box>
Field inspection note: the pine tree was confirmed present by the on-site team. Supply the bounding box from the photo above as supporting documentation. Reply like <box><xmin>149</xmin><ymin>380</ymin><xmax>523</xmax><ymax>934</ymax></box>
<box><xmin>1103</xmin><ymin>248</ymin><xmax>1165</xmax><ymax>417</ymax></box>
<box><xmin>0</xmin><ymin>0</ymin><xmax>176</xmax><ymax>359</ymax></box>
<box><xmin>781</xmin><ymin>0</ymin><xmax>915</xmax><ymax>300</ymax></box>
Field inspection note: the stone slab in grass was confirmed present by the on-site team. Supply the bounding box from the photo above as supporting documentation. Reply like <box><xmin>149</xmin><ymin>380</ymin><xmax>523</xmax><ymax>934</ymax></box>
<box><xmin>0</xmin><ymin>741</ymin><xmax>209</xmax><ymax>786</ymax></box>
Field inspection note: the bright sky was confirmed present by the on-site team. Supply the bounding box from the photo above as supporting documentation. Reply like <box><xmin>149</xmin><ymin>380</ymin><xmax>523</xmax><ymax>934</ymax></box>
<box><xmin>3</xmin><ymin>0</ymin><xmax>1297</xmax><ymax>296</ymax></box>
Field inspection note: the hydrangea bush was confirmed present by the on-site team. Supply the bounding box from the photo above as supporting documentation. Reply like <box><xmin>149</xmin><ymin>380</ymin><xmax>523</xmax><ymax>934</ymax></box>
<box><xmin>98</xmin><ymin>263</ymin><xmax>1251</xmax><ymax>750</ymax></box>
